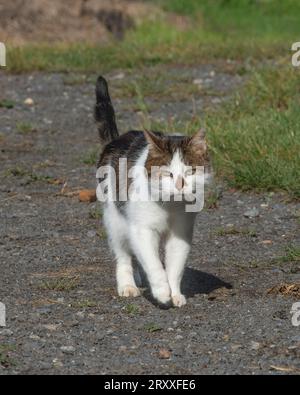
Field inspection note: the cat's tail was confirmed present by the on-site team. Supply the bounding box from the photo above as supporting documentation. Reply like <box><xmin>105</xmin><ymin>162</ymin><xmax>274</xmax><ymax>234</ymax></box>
<box><xmin>95</xmin><ymin>76</ymin><xmax>119</xmax><ymax>145</ymax></box>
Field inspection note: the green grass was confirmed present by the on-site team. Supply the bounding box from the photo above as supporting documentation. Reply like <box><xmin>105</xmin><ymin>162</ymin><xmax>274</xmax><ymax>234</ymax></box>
<box><xmin>0</xmin><ymin>99</ymin><xmax>15</xmax><ymax>109</ymax></box>
<box><xmin>4</xmin><ymin>166</ymin><xmax>57</xmax><ymax>184</ymax></box>
<box><xmin>2</xmin><ymin>1</ymin><xmax>300</xmax><ymax>196</ymax></box>
<box><xmin>16</xmin><ymin>121</ymin><xmax>37</xmax><ymax>134</ymax></box>
<box><xmin>96</xmin><ymin>228</ymin><xmax>107</xmax><ymax>239</ymax></box>
<box><xmin>142</xmin><ymin>63</ymin><xmax>300</xmax><ymax>198</ymax></box>
<box><xmin>278</xmin><ymin>246</ymin><xmax>300</xmax><ymax>263</ymax></box>
<box><xmin>206</xmin><ymin>66</ymin><xmax>300</xmax><ymax>198</ymax></box>
<box><xmin>82</xmin><ymin>148</ymin><xmax>99</xmax><ymax>166</ymax></box>
<box><xmin>144</xmin><ymin>322</ymin><xmax>163</xmax><ymax>333</ymax></box>
<box><xmin>214</xmin><ymin>226</ymin><xmax>257</xmax><ymax>237</ymax></box>
<box><xmin>5</xmin><ymin>0</ymin><xmax>300</xmax><ymax>73</ymax></box>
<box><xmin>89</xmin><ymin>206</ymin><xmax>102</xmax><ymax>220</ymax></box>
<box><xmin>124</xmin><ymin>303</ymin><xmax>140</xmax><ymax>315</ymax></box>
<box><xmin>0</xmin><ymin>345</ymin><xmax>16</xmax><ymax>368</ymax></box>
<box><xmin>38</xmin><ymin>277</ymin><xmax>79</xmax><ymax>292</ymax></box>
<box><xmin>71</xmin><ymin>299</ymin><xmax>98</xmax><ymax>308</ymax></box>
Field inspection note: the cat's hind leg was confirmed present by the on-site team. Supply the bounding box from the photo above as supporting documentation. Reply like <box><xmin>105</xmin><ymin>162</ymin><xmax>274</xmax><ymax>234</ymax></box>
<box><xmin>104</xmin><ymin>203</ymin><xmax>140</xmax><ymax>298</ymax></box>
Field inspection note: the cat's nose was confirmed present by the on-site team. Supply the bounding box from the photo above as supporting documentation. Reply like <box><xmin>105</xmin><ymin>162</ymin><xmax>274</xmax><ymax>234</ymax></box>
<box><xmin>175</xmin><ymin>175</ymin><xmax>185</xmax><ymax>191</ymax></box>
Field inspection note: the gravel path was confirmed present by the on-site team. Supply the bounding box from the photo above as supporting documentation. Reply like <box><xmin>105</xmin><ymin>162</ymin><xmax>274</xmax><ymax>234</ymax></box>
<box><xmin>0</xmin><ymin>68</ymin><xmax>299</xmax><ymax>374</ymax></box>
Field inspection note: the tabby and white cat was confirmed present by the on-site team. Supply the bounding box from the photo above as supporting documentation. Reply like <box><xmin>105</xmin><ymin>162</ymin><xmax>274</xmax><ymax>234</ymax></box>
<box><xmin>95</xmin><ymin>76</ymin><xmax>211</xmax><ymax>307</ymax></box>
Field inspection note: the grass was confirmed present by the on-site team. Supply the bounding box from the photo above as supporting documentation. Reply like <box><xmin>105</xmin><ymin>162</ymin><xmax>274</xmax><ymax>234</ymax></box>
<box><xmin>124</xmin><ymin>303</ymin><xmax>140</xmax><ymax>315</ymax></box>
<box><xmin>278</xmin><ymin>246</ymin><xmax>300</xmax><ymax>263</ymax></box>
<box><xmin>5</xmin><ymin>1</ymin><xmax>300</xmax><ymax>73</ymax></box>
<box><xmin>16</xmin><ymin>121</ymin><xmax>37</xmax><ymax>134</ymax></box>
<box><xmin>141</xmin><ymin>63</ymin><xmax>300</xmax><ymax>198</ymax></box>
<box><xmin>4</xmin><ymin>166</ymin><xmax>57</xmax><ymax>184</ymax></box>
<box><xmin>71</xmin><ymin>299</ymin><xmax>98</xmax><ymax>308</ymax></box>
<box><xmin>206</xmin><ymin>66</ymin><xmax>300</xmax><ymax>198</ymax></box>
<box><xmin>214</xmin><ymin>226</ymin><xmax>257</xmax><ymax>237</ymax></box>
<box><xmin>82</xmin><ymin>149</ymin><xmax>99</xmax><ymax>166</ymax></box>
<box><xmin>0</xmin><ymin>344</ymin><xmax>16</xmax><ymax>368</ymax></box>
<box><xmin>89</xmin><ymin>206</ymin><xmax>102</xmax><ymax>220</ymax></box>
<box><xmin>96</xmin><ymin>228</ymin><xmax>107</xmax><ymax>240</ymax></box>
<box><xmin>0</xmin><ymin>99</ymin><xmax>15</xmax><ymax>109</ymax></box>
<box><xmin>144</xmin><ymin>322</ymin><xmax>163</xmax><ymax>333</ymax></box>
<box><xmin>38</xmin><ymin>277</ymin><xmax>79</xmax><ymax>292</ymax></box>
<box><xmin>2</xmin><ymin>1</ymin><xmax>300</xmax><ymax>197</ymax></box>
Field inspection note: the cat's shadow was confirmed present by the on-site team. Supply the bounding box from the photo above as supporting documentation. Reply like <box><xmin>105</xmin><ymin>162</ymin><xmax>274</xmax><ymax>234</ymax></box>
<box><xmin>182</xmin><ymin>267</ymin><xmax>232</xmax><ymax>298</ymax></box>
<box><xmin>135</xmin><ymin>264</ymin><xmax>232</xmax><ymax>309</ymax></box>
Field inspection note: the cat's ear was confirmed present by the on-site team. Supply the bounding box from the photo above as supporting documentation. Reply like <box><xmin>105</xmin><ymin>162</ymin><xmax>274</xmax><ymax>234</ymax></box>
<box><xmin>188</xmin><ymin>128</ymin><xmax>207</xmax><ymax>152</ymax></box>
<box><xmin>143</xmin><ymin>130</ymin><xmax>164</xmax><ymax>151</ymax></box>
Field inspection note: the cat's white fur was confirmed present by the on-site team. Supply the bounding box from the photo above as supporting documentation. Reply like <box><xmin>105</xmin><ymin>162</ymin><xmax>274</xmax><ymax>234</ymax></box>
<box><xmin>103</xmin><ymin>147</ymin><xmax>208</xmax><ymax>307</ymax></box>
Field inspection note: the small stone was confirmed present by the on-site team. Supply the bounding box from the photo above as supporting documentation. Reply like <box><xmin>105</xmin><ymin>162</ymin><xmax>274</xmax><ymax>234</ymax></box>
<box><xmin>209</xmin><ymin>70</ymin><xmax>216</xmax><ymax>77</ymax></box>
<box><xmin>244</xmin><ymin>208</ymin><xmax>259</xmax><ymax>218</ymax></box>
<box><xmin>250</xmin><ymin>341</ymin><xmax>261</xmax><ymax>350</ymax></box>
<box><xmin>60</xmin><ymin>346</ymin><xmax>75</xmax><ymax>354</ymax></box>
<box><xmin>111</xmin><ymin>72</ymin><xmax>125</xmax><ymax>80</ymax></box>
<box><xmin>87</xmin><ymin>230</ymin><xmax>96</xmax><ymax>238</ymax></box>
<box><xmin>53</xmin><ymin>358</ymin><xmax>63</xmax><ymax>368</ymax></box>
<box><xmin>29</xmin><ymin>334</ymin><xmax>41</xmax><ymax>340</ymax></box>
<box><xmin>24</xmin><ymin>97</ymin><xmax>34</xmax><ymax>106</ymax></box>
<box><xmin>175</xmin><ymin>335</ymin><xmax>184</xmax><ymax>340</ymax></box>
<box><xmin>193</xmin><ymin>78</ymin><xmax>203</xmax><ymax>85</ymax></box>
<box><xmin>43</xmin><ymin>324</ymin><xmax>59</xmax><ymax>331</ymax></box>
<box><xmin>231</xmin><ymin>344</ymin><xmax>242</xmax><ymax>351</ymax></box>
<box><xmin>0</xmin><ymin>329</ymin><xmax>13</xmax><ymax>336</ymax></box>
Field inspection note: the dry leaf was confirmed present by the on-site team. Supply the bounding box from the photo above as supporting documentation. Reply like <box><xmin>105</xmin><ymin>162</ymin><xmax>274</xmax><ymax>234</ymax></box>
<box><xmin>79</xmin><ymin>189</ymin><xmax>97</xmax><ymax>203</ymax></box>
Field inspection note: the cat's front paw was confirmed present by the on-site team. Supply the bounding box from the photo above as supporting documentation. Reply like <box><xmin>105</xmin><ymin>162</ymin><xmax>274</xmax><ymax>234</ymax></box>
<box><xmin>152</xmin><ymin>284</ymin><xmax>171</xmax><ymax>305</ymax></box>
<box><xmin>172</xmin><ymin>294</ymin><xmax>187</xmax><ymax>307</ymax></box>
<box><xmin>118</xmin><ymin>285</ymin><xmax>141</xmax><ymax>298</ymax></box>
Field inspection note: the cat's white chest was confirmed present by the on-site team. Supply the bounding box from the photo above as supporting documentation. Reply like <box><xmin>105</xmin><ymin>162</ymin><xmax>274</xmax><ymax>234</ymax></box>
<box><xmin>126</xmin><ymin>201</ymin><xmax>169</xmax><ymax>233</ymax></box>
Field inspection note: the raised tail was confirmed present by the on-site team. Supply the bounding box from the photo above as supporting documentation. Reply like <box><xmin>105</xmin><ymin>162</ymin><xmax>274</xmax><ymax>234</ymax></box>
<box><xmin>95</xmin><ymin>76</ymin><xmax>119</xmax><ymax>145</ymax></box>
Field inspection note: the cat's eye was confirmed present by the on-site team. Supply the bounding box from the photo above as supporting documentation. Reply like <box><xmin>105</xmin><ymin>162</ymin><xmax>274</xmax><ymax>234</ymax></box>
<box><xmin>185</xmin><ymin>167</ymin><xmax>197</xmax><ymax>177</ymax></box>
<box><xmin>160</xmin><ymin>170</ymin><xmax>173</xmax><ymax>178</ymax></box>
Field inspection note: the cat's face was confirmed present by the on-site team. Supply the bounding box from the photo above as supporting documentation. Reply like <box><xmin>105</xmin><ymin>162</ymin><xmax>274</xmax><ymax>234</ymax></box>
<box><xmin>144</xmin><ymin>130</ymin><xmax>211</xmax><ymax>199</ymax></box>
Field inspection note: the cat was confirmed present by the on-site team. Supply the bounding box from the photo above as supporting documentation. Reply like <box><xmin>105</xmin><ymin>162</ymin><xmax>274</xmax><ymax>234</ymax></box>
<box><xmin>95</xmin><ymin>76</ymin><xmax>211</xmax><ymax>307</ymax></box>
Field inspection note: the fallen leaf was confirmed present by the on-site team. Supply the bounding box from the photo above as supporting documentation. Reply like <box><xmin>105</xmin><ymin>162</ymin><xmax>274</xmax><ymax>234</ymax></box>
<box><xmin>79</xmin><ymin>189</ymin><xmax>97</xmax><ymax>203</ymax></box>
<box><xmin>267</xmin><ymin>283</ymin><xmax>300</xmax><ymax>298</ymax></box>
<box><xmin>208</xmin><ymin>287</ymin><xmax>234</xmax><ymax>301</ymax></box>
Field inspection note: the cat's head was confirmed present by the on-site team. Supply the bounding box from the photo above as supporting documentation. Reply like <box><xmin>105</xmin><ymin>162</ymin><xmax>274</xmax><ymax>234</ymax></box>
<box><xmin>144</xmin><ymin>130</ymin><xmax>212</xmax><ymax>199</ymax></box>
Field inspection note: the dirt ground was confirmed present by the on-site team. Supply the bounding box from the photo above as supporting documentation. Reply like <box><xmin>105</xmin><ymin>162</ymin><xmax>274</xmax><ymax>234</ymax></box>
<box><xmin>0</xmin><ymin>67</ymin><xmax>300</xmax><ymax>375</ymax></box>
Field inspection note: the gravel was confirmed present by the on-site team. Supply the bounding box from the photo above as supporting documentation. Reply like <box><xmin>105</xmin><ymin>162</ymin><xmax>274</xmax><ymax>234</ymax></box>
<box><xmin>0</xmin><ymin>68</ymin><xmax>299</xmax><ymax>375</ymax></box>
